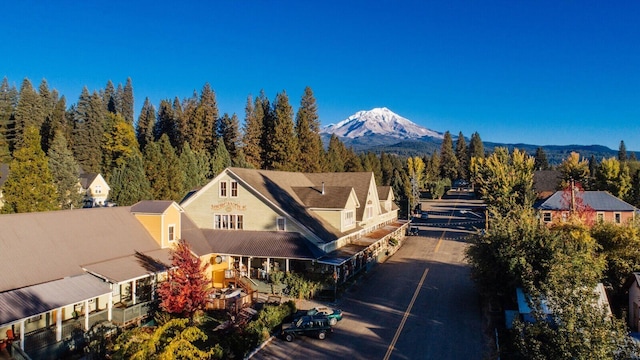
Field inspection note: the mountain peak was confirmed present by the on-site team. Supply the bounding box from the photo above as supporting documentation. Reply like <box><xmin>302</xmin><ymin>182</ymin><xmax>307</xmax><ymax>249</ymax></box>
<box><xmin>321</xmin><ymin>108</ymin><xmax>442</xmax><ymax>140</ymax></box>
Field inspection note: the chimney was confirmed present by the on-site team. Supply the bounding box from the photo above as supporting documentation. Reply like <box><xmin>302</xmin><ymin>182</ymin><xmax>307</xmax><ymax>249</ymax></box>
<box><xmin>322</xmin><ymin>182</ymin><xmax>325</xmax><ymax>195</ymax></box>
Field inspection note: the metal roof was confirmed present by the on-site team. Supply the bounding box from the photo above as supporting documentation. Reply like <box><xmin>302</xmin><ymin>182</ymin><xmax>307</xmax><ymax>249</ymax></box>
<box><xmin>199</xmin><ymin>230</ymin><xmax>323</xmax><ymax>259</ymax></box>
<box><xmin>0</xmin><ymin>274</ymin><xmax>111</xmax><ymax>327</ymax></box>
<box><xmin>537</xmin><ymin>191</ymin><xmax>637</xmax><ymax>212</ymax></box>
<box><xmin>82</xmin><ymin>248</ymin><xmax>171</xmax><ymax>283</ymax></box>
<box><xmin>0</xmin><ymin>206</ymin><xmax>163</xmax><ymax>292</ymax></box>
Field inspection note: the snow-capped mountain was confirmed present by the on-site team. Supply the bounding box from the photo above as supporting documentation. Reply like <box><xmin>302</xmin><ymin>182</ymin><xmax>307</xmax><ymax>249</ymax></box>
<box><xmin>321</xmin><ymin>107</ymin><xmax>442</xmax><ymax>140</ymax></box>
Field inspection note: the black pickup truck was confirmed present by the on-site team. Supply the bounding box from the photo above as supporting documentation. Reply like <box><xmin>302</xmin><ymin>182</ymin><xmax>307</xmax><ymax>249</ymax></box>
<box><xmin>281</xmin><ymin>315</ymin><xmax>332</xmax><ymax>342</ymax></box>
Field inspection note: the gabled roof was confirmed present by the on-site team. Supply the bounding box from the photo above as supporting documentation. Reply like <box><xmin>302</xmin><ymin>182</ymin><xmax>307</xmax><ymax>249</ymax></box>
<box><xmin>305</xmin><ymin>172</ymin><xmax>376</xmax><ymax>221</ymax></box>
<box><xmin>0</xmin><ymin>274</ymin><xmax>111</xmax><ymax>326</ymax></box>
<box><xmin>0</xmin><ymin>206</ymin><xmax>165</xmax><ymax>292</ymax></box>
<box><xmin>79</xmin><ymin>173</ymin><xmax>100</xmax><ymax>189</ymax></box>
<box><xmin>292</xmin><ymin>186</ymin><xmax>355</xmax><ymax>209</ymax></box>
<box><xmin>131</xmin><ymin>200</ymin><xmax>181</xmax><ymax>214</ymax></box>
<box><xmin>82</xmin><ymin>248</ymin><xmax>171</xmax><ymax>283</ymax></box>
<box><xmin>224</xmin><ymin>168</ymin><xmax>365</xmax><ymax>243</ymax></box>
<box><xmin>377</xmin><ymin>186</ymin><xmax>392</xmax><ymax>201</ymax></box>
<box><xmin>537</xmin><ymin>191</ymin><xmax>637</xmax><ymax>212</ymax></box>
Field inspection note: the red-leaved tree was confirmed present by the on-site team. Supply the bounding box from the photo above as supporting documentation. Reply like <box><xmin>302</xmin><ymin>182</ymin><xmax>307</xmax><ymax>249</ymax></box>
<box><xmin>157</xmin><ymin>239</ymin><xmax>211</xmax><ymax>319</ymax></box>
<box><xmin>560</xmin><ymin>182</ymin><xmax>595</xmax><ymax>226</ymax></box>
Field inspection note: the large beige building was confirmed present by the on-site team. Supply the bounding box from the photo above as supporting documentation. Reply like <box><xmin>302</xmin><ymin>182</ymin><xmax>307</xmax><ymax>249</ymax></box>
<box><xmin>0</xmin><ymin>167</ymin><xmax>406</xmax><ymax>357</ymax></box>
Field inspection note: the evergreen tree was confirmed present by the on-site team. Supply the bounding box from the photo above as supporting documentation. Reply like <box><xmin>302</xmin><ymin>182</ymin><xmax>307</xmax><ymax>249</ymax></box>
<box><xmin>153</xmin><ymin>99</ymin><xmax>178</xmax><ymax>144</ymax></box>
<box><xmin>108</xmin><ymin>152</ymin><xmax>152</xmax><ymax>206</ymax></box>
<box><xmin>0</xmin><ymin>77</ymin><xmax>18</xmax><ymax>153</ymax></box>
<box><xmin>295</xmin><ymin>86</ymin><xmax>324</xmax><ymax>173</ymax></box>
<box><xmin>103</xmin><ymin>80</ymin><xmax>117</xmax><ymax>114</ymax></box>
<box><xmin>257</xmin><ymin>90</ymin><xmax>272</xmax><ymax>168</ymax></box>
<box><xmin>135</xmin><ymin>97</ymin><xmax>156</xmax><ymax>151</ymax></box>
<box><xmin>102</xmin><ymin>113</ymin><xmax>139</xmax><ymax>178</ymax></box>
<box><xmin>455</xmin><ymin>132</ymin><xmax>468</xmax><ymax>179</ymax></box>
<box><xmin>14</xmin><ymin>78</ymin><xmax>45</xmax><ymax>148</ymax></box>
<box><xmin>425</xmin><ymin>151</ymin><xmax>441</xmax><ymax>182</ymax></box>
<box><xmin>326</xmin><ymin>134</ymin><xmax>346</xmax><ymax>172</ymax></box>
<box><xmin>218</xmin><ymin>112</ymin><xmax>241</xmax><ymax>161</ymax></box>
<box><xmin>1</xmin><ymin>127</ymin><xmax>58</xmax><ymax>213</ymax></box>
<box><xmin>439</xmin><ymin>131</ymin><xmax>458</xmax><ymax>181</ymax></box>
<box><xmin>47</xmin><ymin>130</ymin><xmax>82</xmax><ymax>209</ymax></box>
<box><xmin>468</xmin><ymin>131</ymin><xmax>484</xmax><ymax>160</ymax></box>
<box><xmin>380</xmin><ymin>152</ymin><xmax>394</xmax><ymax>186</ymax></box>
<box><xmin>344</xmin><ymin>147</ymin><xmax>364</xmax><ymax>172</ymax></box>
<box><xmin>242</xmin><ymin>95</ymin><xmax>263</xmax><ymax>169</ymax></box>
<box><xmin>179</xmin><ymin>92</ymin><xmax>198</xmax><ymax>152</ymax></box>
<box><xmin>210</xmin><ymin>138</ymin><xmax>231</xmax><ymax>176</ymax></box>
<box><xmin>618</xmin><ymin>140</ymin><xmax>627</xmax><ymax>162</ymax></box>
<box><xmin>72</xmin><ymin>90</ymin><xmax>105</xmax><ymax>173</ymax></box>
<box><xmin>534</xmin><ymin>147</ymin><xmax>549</xmax><ymax>170</ymax></box>
<box><xmin>121</xmin><ymin>77</ymin><xmax>134</xmax><ymax>124</ymax></box>
<box><xmin>144</xmin><ymin>135</ymin><xmax>184</xmax><ymax>201</ymax></box>
<box><xmin>41</xmin><ymin>96</ymin><xmax>68</xmax><ymax>155</ymax></box>
<box><xmin>0</xmin><ymin>130</ymin><xmax>9</xmax><ymax>162</ymax></box>
<box><xmin>180</xmin><ymin>143</ymin><xmax>208</xmax><ymax>193</ymax></box>
<box><xmin>198</xmin><ymin>83</ymin><xmax>218</xmax><ymax>155</ymax></box>
<box><xmin>115</xmin><ymin>83</ymin><xmax>123</xmax><ymax>117</ymax></box>
<box><xmin>263</xmin><ymin>91</ymin><xmax>299</xmax><ymax>171</ymax></box>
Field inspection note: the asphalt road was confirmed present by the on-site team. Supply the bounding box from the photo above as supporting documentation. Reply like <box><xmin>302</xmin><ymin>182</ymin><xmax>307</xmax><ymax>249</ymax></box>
<box><xmin>252</xmin><ymin>191</ymin><xmax>487</xmax><ymax>360</ymax></box>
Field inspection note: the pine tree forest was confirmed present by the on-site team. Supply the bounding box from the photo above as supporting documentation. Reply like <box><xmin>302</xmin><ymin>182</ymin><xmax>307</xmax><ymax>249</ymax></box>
<box><xmin>2</xmin><ymin>76</ymin><xmax>640</xmax><ymax>216</ymax></box>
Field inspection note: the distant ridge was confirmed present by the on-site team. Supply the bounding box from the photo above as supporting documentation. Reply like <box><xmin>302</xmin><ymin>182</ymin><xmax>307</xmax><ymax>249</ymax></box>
<box><xmin>320</xmin><ymin>108</ymin><xmax>629</xmax><ymax>165</ymax></box>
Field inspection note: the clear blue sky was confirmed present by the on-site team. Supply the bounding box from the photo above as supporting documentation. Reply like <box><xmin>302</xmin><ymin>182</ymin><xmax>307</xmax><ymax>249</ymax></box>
<box><xmin>2</xmin><ymin>1</ymin><xmax>639</xmax><ymax>150</ymax></box>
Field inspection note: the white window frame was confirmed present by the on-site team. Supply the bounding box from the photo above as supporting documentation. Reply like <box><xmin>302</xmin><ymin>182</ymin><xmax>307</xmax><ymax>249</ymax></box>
<box><xmin>542</xmin><ymin>212</ymin><xmax>552</xmax><ymax>223</ymax></box>
<box><xmin>277</xmin><ymin>217</ymin><xmax>286</xmax><ymax>231</ymax></box>
<box><xmin>168</xmin><ymin>224</ymin><xmax>175</xmax><ymax>242</ymax></box>
<box><xmin>365</xmin><ymin>206</ymin><xmax>373</xmax><ymax>219</ymax></box>
<box><xmin>231</xmin><ymin>180</ymin><xmax>238</xmax><ymax>198</ymax></box>
<box><xmin>214</xmin><ymin>214</ymin><xmax>244</xmax><ymax>230</ymax></box>
<box><xmin>614</xmin><ymin>212</ymin><xmax>622</xmax><ymax>224</ymax></box>
<box><xmin>219</xmin><ymin>181</ymin><xmax>228</xmax><ymax>197</ymax></box>
<box><xmin>344</xmin><ymin>210</ymin><xmax>355</xmax><ymax>227</ymax></box>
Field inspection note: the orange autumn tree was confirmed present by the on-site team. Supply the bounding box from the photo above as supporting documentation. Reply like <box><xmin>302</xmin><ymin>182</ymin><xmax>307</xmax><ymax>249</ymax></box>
<box><xmin>157</xmin><ymin>239</ymin><xmax>211</xmax><ymax>319</ymax></box>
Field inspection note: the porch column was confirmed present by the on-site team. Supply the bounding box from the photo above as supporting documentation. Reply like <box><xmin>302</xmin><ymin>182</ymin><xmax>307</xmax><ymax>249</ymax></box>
<box><xmin>55</xmin><ymin>307</ymin><xmax>62</xmax><ymax>341</ymax></box>
<box><xmin>239</xmin><ymin>256</ymin><xmax>243</xmax><ymax>277</ymax></box>
<box><xmin>247</xmin><ymin>257</ymin><xmax>252</xmax><ymax>279</ymax></box>
<box><xmin>285</xmin><ymin>258</ymin><xmax>290</xmax><ymax>272</ymax></box>
<box><xmin>108</xmin><ymin>292</ymin><xmax>113</xmax><ymax>321</ymax></box>
<box><xmin>132</xmin><ymin>279</ymin><xmax>137</xmax><ymax>305</ymax></box>
<box><xmin>266</xmin><ymin>258</ymin><xmax>271</xmax><ymax>274</ymax></box>
<box><xmin>84</xmin><ymin>299</ymin><xmax>90</xmax><ymax>330</ymax></box>
<box><xmin>19</xmin><ymin>320</ymin><xmax>25</xmax><ymax>350</ymax></box>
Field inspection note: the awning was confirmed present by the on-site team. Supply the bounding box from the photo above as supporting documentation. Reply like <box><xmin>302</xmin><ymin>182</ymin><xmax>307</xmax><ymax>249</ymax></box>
<box><xmin>0</xmin><ymin>274</ymin><xmax>111</xmax><ymax>326</ymax></box>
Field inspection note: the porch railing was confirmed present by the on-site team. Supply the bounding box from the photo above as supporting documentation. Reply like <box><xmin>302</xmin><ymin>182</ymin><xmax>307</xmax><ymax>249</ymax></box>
<box><xmin>111</xmin><ymin>301</ymin><xmax>152</xmax><ymax>326</ymax></box>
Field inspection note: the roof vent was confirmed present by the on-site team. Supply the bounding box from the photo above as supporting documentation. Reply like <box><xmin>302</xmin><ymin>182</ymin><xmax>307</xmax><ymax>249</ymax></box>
<box><xmin>322</xmin><ymin>182</ymin><xmax>325</xmax><ymax>195</ymax></box>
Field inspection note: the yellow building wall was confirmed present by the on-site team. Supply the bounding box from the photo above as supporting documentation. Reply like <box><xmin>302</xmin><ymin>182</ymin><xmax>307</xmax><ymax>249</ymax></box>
<box><xmin>134</xmin><ymin>214</ymin><xmax>163</xmax><ymax>246</ymax></box>
<box><xmin>163</xmin><ymin>205</ymin><xmax>182</xmax><ymax>245</ymax></box>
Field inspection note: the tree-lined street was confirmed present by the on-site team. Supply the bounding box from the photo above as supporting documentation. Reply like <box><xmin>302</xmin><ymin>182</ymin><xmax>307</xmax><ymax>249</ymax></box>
<box><xmin>253</xmin><ymin>191</ymin><xmax>487</xmax><ymax>359</ymax></box>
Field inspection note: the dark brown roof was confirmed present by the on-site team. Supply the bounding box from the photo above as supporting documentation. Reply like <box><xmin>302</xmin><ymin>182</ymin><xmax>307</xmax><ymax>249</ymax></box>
<box><xmin>292</xmin><ymin>186</ymin><xmax>353</xmax><ymax>208</ymax></box>
<box><xmin>199</xmin><ymin>230</ymin><xmax>323</xmax><ymax>259</ymax></box>
<box><xmin>533</xmin><ymin>170</ymin><xmax>562</xmax><ymax>194</ymax></box>
<box><xmin>180</xmin><ymin>212</ymin><xmax>214</xmax><ymax>256</ymax></box>
<box><xmin>377</xmin><ymin>186</ymin><xmax>392</xmax><ymax>201</ymax></box>
<box><xmin>0</xmin><ymin>274</ymin><xmax>111</xmax><ymax>326</ymax></box>
<box><xmin>0</xmin><ymin>206</ymin><xmax>163</xmax><ymax>292</ymax></box>
<box><xmin>78</xmin><ymin>173</ymin><xmax>99</xmax><ymax>189</ymax></box>
<box><xmin>305</xmin><ymin>172</ymin><xmax>375</xmax><ymax>221</ymax></box>
<box><xmin>131</xmin><ymin>200</ymin><xmax>177</xmax><ymax>214</ymax></box>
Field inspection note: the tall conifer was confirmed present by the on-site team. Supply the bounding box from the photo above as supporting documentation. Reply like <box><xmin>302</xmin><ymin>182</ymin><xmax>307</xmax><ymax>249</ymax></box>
<box><xmin>48</xmin><ymin>130</ymin><xmax>83</xmax><ymax>209</ymax></box>
<box><xmin>440</xmin><ymin>131</ymin><xmax>459</xmax><ymax>181</ymax></box>
<box><xmin>14</xmin><ymin>78</ymin><xmax>45</xmax><ymax>148</ymax></box>
<box><xmin>2</xmin><ymin>127</ymin><xmax>58</xmax><ymax>213</ymax></box>
<box><xmin>109</xmin><ymin>152</ymin><xmax>152</xmax><ymax>206</ymax></box>
<box><xmin>263</xmin><ymin>91</ymin><xmax>298</xmax><ymax>171</ymax></box>
<box><xmin>218</xmin><ymin>112</ymin><xmax>241</xmax><ymax>162</ymax></box>
<box><xmin>295</xmin><ymin>86</ymin><xmax>324</xmax><ymax>173</ymax></box>
<box><xmin>455</xmin><ymin>132</ymin><xmax>468</xmax><ymax>179</ymax></box>
<box><xmin>121</xmin><ymin>78</ymin><xmax>134</xmax><ymax>124</ymax></box>
<box><xmin>0</xmin><ymin>77</ymin><xmax>17</xmax><ymax>155</ymax></box>
<box><xmin>136</xmin><ymin>97</ymin><xmax>156</xmax><ymax>151</ymax></box>
<box><xmin>242</xmin><ymin>95</ymin><xmax>263</xmax><ymax>169</ymax></box>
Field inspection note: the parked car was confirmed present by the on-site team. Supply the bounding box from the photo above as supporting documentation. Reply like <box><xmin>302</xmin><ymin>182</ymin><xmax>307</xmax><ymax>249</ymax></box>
<box><xmin>281</xmin><ymin>315</ymin><xmax>333</xmax><ymax>341</ymax></box>
<box><xmin>293</xmin><ymin>306</ymin><xmax>343</xmax><ymax>325</ymax></box>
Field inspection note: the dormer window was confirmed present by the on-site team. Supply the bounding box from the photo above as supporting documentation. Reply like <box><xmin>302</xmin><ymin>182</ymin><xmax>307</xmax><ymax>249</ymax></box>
<box><xmin>365</xmin><ymin>205</ymin><xmax>373</xmax><ymax>219</ymax></box>
<box><xmin>344</xmin><ymin>210</ymin><xmax>355</xmax><ymax>226</ymax></box>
